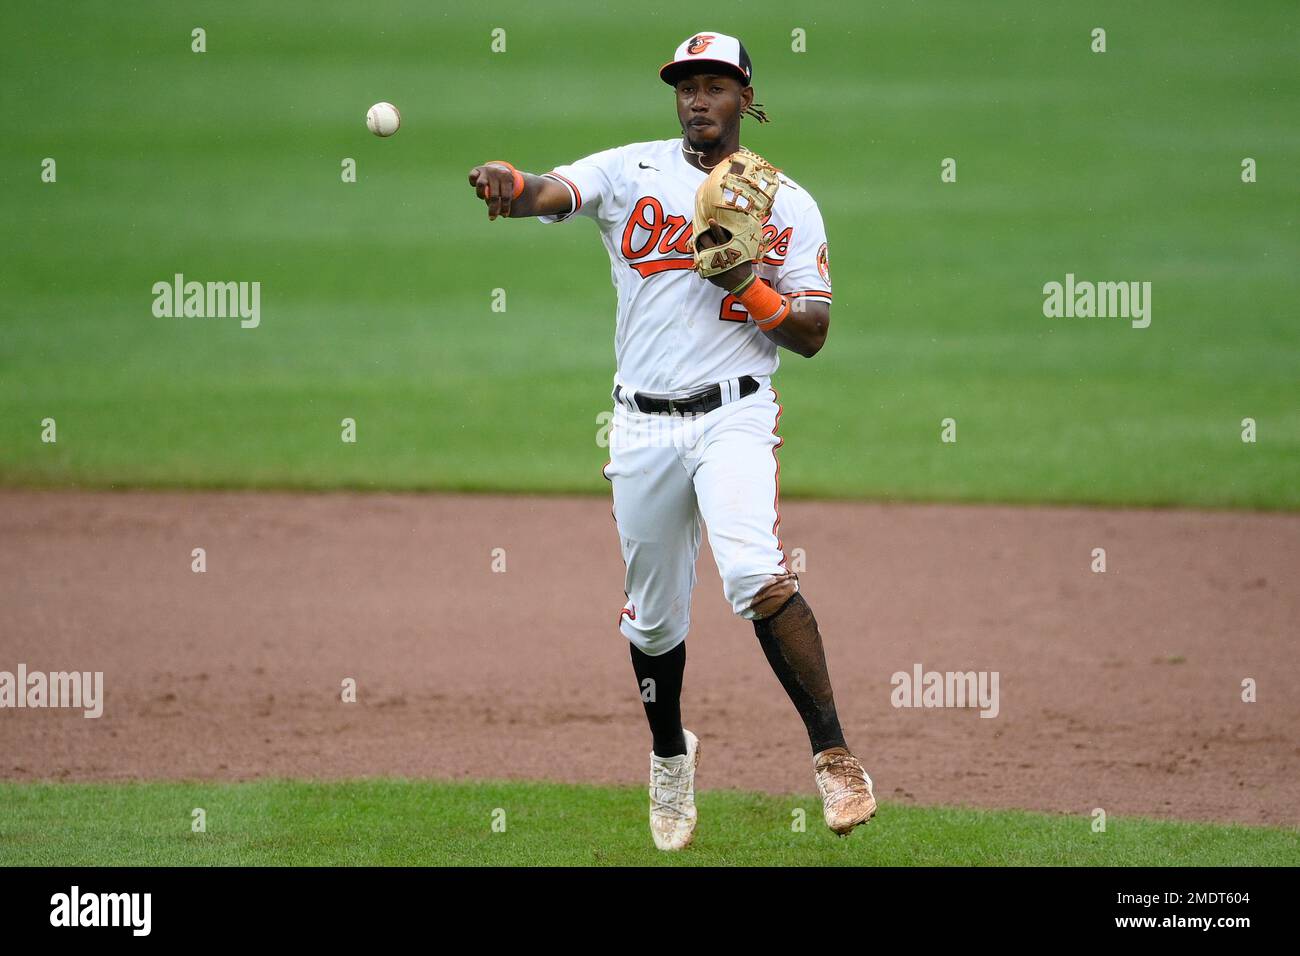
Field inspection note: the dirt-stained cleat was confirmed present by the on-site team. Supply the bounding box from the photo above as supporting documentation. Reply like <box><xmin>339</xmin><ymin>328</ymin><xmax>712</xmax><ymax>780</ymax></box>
<box><xmin>813</xmin><ymin>746</ymin><xmax>877</xmax><ymax>835</ymax></box>
<box><xmin>649</xmin><ymin>729</ymin><xmax>700</xmax><ymax>851</ymax></box>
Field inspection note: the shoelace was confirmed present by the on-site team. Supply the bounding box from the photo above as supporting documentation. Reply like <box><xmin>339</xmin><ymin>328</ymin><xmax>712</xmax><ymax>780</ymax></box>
<box><xmin>818</xmin><ymin>755</ymin><xmax>870</xmax><ymax>798</ymax></box>
<box><xmin>649</xmin><ymin>757</ymin><xmax>693</xmax><ymax>821</ymax></box>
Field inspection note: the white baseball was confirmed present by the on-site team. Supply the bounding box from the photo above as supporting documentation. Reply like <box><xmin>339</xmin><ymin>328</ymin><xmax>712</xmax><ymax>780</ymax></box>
<box><xmin>366</xmin><ymin>102</ymin><xmax>401</xmax><ymax>137</ymax></box>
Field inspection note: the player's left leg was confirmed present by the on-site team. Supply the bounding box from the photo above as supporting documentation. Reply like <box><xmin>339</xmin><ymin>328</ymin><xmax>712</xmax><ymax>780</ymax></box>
<box><xmin>690</xmin><ymin>386</ymin><xmax>876</xmax><ymax>834</ymax></box>
<box><xmin>752</xmin><ymin>591</ymin><xmax>875</xmax><ymax>834</ymax></box>
<box><xmin>690</xmin><ymin>388</ymin><xmax>846</xmax><ymax>752</ymax></box>
<box><xmin>752</xmin><ymin>592</ymin><xmax>845</xmax><ymax>754</ymax></box>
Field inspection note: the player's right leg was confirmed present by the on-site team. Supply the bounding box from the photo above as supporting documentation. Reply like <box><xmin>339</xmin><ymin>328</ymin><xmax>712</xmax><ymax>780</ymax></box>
<box><xmin>604</xmin><ymin>407</ymin><xmax>701</xmax><ymax>661</ymax></box>
<box><xmin>603</xmin><ymin>403</ymin><xmax>707</xmax><ymax>853</ymax></box>
<box><xmin>604</xmin><ymin>404</ymin><xmax>703</xmax><ymax>850</ymax></box>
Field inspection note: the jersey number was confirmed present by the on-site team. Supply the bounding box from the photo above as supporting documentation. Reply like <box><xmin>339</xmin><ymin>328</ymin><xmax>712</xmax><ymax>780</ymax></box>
<box><xmin>719</xmin><ymin>294</ymin><xmax>748</xmax><ymax>323</ymax></box>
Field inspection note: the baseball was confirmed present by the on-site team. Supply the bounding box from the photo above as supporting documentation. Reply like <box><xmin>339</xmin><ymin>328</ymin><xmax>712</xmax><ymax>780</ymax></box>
<box><xmin>365</xmin><ymin>101</ymin><xmax>401</xmax><ymax>137</ymax></box>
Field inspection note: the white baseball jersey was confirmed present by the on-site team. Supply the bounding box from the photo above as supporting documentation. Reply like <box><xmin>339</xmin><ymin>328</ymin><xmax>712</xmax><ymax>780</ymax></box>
<box><xmin>537</xmin><ymin>137</ymin><xmax>833</xmax><ymax>395</ymax></box>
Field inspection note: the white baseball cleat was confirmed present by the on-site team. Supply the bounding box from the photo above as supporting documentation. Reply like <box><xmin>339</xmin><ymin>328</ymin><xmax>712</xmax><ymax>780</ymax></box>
<box><xmin>648</xmin><ymin>729</ymin><xmax>700</xmax><ymax>851</ymax></box>
<box><xmin>813</xmin><ymin>746</ymin><xmax>877</xmax><ymax>835</ymax></box>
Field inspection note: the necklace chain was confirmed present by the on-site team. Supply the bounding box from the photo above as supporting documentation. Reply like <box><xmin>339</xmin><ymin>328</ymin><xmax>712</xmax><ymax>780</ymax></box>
<box><xmin>681</xmin><ymin>139</ymin><xmax>725</xmax><ymax>171</ymax></box>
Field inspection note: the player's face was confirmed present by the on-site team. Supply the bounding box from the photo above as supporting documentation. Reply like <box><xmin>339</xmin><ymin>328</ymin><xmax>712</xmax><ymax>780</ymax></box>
<box><xmin>675</xmin><ymin>73</ymin><xmax>747</xmax><ymax>149</ymax></box>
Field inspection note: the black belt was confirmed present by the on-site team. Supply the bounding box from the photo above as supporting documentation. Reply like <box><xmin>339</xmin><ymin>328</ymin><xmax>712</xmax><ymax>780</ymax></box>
<box><xmin>614</xmin><ymin>375</ymin><xmax>760</xmax><ymax>415</ymax></box>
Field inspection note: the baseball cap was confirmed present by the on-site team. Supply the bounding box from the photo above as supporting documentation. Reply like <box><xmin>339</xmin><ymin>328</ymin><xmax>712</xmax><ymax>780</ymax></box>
<box><xmin>659</xmin><ymin>32</ymin><xmax>753</xmax><ymax>87</ymax></box>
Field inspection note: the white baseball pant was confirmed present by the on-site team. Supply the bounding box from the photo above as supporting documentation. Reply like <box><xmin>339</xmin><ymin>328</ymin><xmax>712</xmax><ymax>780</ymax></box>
<box><xmin>603</xmin><ymin>380</ymin><xmax>793</xmax><ymax>657</ymax></box>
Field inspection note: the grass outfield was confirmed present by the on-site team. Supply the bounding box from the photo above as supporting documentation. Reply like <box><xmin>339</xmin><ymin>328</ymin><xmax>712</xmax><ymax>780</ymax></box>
<box><xmin>1</xmin><ymin>1</ymin><xmax>1297</xmax><ymax>507</ymax></box>
<box><xmin>0</xmin><ymin>780</ymin><xmax>1295</xmax><ymax>867</ymax></box>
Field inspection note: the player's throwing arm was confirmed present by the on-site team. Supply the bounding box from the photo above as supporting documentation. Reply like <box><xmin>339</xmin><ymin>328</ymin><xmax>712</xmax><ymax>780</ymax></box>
<box><xmin>467</xmin><ymin>161</ymin><xmax>572</xmax><ymax>221</ymax></box>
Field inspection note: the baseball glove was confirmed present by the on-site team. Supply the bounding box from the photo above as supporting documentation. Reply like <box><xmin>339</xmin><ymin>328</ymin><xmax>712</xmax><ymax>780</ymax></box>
<box><xmin>692</xmin><ymin>147</ymin><xmax>781</xmax><ymax>278</ymax></box>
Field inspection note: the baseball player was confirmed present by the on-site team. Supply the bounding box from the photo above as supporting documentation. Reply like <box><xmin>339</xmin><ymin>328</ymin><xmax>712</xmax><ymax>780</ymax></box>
<box><xmin>467</xmin><ymin>31</ymin><xmax>875</xmax><ymax>850</ymax></box>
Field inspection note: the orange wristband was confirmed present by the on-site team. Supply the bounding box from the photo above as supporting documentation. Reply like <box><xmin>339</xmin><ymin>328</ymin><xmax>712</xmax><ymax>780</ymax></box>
<box><xmin>486</xmin><ymin>160</ymin><xmax>525</xmax><ymax>199</ymax></box>
<box><xmin>737</xmin><ymin>278</ymin><xmax>791</xmax><ymax>332</ymax></box>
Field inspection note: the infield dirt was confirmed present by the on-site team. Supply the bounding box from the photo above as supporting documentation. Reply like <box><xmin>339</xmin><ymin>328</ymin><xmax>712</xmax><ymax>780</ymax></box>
<box><xmin>1</xmin><ymin>490</ymin><xmax>1295</xmax><ymax>826</ymax></box>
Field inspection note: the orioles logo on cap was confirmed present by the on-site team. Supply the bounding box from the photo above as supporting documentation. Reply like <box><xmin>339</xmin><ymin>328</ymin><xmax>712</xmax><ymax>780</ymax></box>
<box><xmin>687</xmin><ymin>34</ymin><xmax>716</xmax><ymax>55</ymax></box>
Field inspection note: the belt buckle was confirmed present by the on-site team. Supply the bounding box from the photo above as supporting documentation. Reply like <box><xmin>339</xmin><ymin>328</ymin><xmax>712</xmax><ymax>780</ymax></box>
<box><xmin>671</xmin><ymin>391</ymin><xmax>704</xmax><ymax>415</ymax></box>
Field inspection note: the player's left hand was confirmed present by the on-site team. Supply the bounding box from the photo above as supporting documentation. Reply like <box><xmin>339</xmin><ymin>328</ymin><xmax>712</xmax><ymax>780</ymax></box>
<box><xmin>691</xmin><ymin>147</ymin><xmax>779</xmax><ymax>290</ymax></box>
<box><xmin>696</xmin><ymin>217</ymin><xmax>756</xmax><ymax>291</ymax></box>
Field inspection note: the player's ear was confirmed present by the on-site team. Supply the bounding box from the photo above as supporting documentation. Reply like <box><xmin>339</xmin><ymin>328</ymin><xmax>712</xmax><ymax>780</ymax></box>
<box><xmin>741</xmin><ymin>85</ymin><xmax>754</xmax><ymax>111</ymax></box>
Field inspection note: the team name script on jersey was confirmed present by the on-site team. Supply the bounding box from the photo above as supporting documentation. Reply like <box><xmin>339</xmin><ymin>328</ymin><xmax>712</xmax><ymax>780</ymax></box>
<box><xmin>620</xmin><ymin>196</ymin><xmax>795</xmax><ymax>323</ymax></box>
<box><xmin>621</xmin><ymin>196</ymin><xmax>794</xmax><ymax>278</ymax></box>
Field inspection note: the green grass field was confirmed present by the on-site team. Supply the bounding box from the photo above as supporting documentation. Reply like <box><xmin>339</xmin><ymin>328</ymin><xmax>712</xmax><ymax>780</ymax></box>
<box><xmin>1</xmin><ymin>1</ymin><xmax>1296</xmax><ymax>507</ymax></box>
<box><xmin>1</xmin><ymin>2</ymin><xmax>1295</xmax><ymax>871</ymax></box>
<box><xmin>0</xmin><ymin>780</ymin><xmax>1294</xmax><ymax>866</ymax></box>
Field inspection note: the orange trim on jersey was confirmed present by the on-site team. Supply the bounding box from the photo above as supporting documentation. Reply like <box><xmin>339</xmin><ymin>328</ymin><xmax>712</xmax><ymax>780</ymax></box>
<box><xmin>545</xmin><ymin>171</ymin><xmax>582</xmax><ymax>216</ymax></box>
<box><xmin>787</xmin><ymin>290</ymin><xmax>832</xmax><ymax>300</ymax></box>
<box><xmin>629</xmin><ymin>257</ymin><xmax>696</xmax><ymax>278</ymax></box>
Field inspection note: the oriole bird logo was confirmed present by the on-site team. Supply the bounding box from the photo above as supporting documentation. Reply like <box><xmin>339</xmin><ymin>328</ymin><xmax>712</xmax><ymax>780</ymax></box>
<box><xmin>687</xmin><ymin>34</ymin><xmax>716</xmax><ymax>55</ymax></box>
